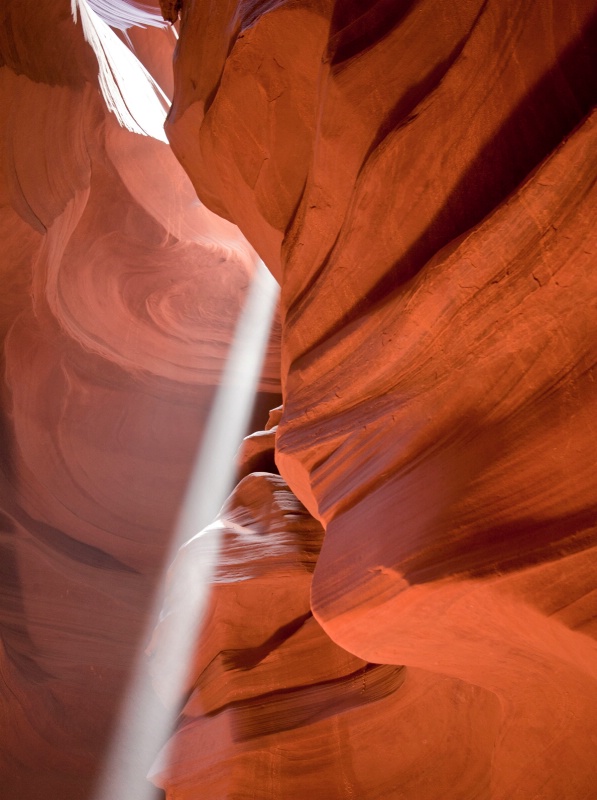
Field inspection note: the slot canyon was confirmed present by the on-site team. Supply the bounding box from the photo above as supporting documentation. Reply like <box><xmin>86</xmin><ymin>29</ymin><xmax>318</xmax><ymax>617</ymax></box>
<box><xmin>1</xmin><ymin>0</ymin><xmax>596</xmax><ymax>798</ymax></box>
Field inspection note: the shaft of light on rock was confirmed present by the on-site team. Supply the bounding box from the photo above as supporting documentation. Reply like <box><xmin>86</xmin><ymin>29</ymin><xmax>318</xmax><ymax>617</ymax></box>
<box><xmin>91</xmin><ymin>259</ymin><xmax>279</xmax><ymax>800</ymax></box>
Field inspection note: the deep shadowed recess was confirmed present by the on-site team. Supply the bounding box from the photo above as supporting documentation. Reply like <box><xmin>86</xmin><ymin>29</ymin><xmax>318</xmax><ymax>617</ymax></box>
<box><xmin>328</xmin><ymin>0</ymin><xmax>419</xmax><ymax>65</ymax></box>
<box><xmin>249</xmin><ymin>391</ymin><xmax>282</xmax><ymax>437</ymax></box>
<box><xmin>223</xmin><ymin>612</ymin><xmax>313</xmax><ymax>671</ymax></box>
<box><xmin>403</xmin><ymin>508</ymin><xmax>597</xmax><ymax>585</ymax></box>
<box><xmin>235</xmin><ymin>0</ymin><xmax>289</xmax><ymax>32</ymax></box>
<box><xmin>369</xmin><ymin>9</ymin><xmax>597</xmax><ymax>299</ymax></box>
<box><xmin>313</xmin><ymin>8</ymin><xmax>597</xmax><ymax>349</ymax></box>
<box><xmin>206</xmin><ymin>663</ymin><xmax>406</xmax><ymax>741</ymax></box>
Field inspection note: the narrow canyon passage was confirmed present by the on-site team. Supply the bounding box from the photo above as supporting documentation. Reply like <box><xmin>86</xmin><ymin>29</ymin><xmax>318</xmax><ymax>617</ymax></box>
<box><xmin>1</xmin><ymin>1</ymin><xmax>597</xmax><ymax>799</ymax></box>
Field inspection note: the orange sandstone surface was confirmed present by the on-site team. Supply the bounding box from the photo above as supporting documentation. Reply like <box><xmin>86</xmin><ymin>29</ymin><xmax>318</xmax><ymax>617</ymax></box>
<box><xmin>0</xmin><ymin>0</ymin><xmax>596</xmax><ymax>798</ymax></box>
<box><xmin>0</xmin><ymin>1</ymin><xmax>278</xmax><ymax>797</ymax></box>
<box><xmin>158</xmin><ymin>0</ymin><xmax>597</xmax><ymax>798</ymax></box>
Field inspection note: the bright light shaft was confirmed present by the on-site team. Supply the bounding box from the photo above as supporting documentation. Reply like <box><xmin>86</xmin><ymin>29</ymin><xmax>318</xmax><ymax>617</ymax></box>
<box><xmin>71</xmin><ymin>0</ymin><xmax>169</xmax><ymax>141</ymax></box>
<box><xmin>92</xmin><ymin>260</ymin><xmax>279</xmax><ymax>800</ymax></box>
<box><xmin>175</xmin><ymin>260</ymin><xmax>279</xmax><ymax>544</ymax></box>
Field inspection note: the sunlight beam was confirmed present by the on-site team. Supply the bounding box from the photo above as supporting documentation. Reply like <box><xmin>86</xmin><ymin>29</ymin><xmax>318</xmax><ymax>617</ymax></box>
<box><xmin>91</xmin><ymin>260</ymin><xmax>279</xmax><ymax>800</ymax></box>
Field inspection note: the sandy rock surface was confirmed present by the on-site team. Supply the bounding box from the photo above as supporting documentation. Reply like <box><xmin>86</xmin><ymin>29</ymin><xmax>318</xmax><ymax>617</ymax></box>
<box><xmin>0</xmin><ymin>2</ymin><xmax>279</xmax><ymax>796</ymax></box>
<box><xmin>164</xmin><ymin>1</ymin><xmax>597</xmax><ymax>797</ymax></box>
<box><xmin>1</xmin><ymin>0</ymin><xmax>596</xmax><ymax>796</ymax></box>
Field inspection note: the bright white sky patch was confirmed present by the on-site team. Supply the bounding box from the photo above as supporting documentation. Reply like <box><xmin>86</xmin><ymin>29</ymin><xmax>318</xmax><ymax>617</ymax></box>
<box><xmin>72</xmin><ymin>0</ymin><xmax>169</xmax><ymax>142</ymax></box>
<box><xmin>87</xmin><ymin>0</ymin><xmax>166</xmax><ymax>30</ymax></box>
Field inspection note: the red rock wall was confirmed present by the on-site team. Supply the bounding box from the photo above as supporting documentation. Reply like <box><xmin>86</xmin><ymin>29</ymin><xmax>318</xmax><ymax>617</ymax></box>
<box><xmin>2</xmin><ymin>0</ymin><xmax>597</xmax><ymax>796</ymax></box>
<box><xmin>150</xmin><ymin>426</ymin><xmax>499</xmax><ymax>799</ymax></box>
<box><xmin>0</xmin><ymin>2</ymin><xmax>279</xmax><ymax>797</ymax></box>
<box><xmin>162</xmin><ymin>1</ymin><xmax>597</xmax><ymax>797</ymax></box>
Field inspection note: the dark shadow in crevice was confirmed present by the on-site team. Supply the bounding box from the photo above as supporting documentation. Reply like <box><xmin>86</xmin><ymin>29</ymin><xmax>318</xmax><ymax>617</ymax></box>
<box><xmin>248</xmin><ymin>390</ymin><xmax>283</xmax><ymax>436</ymax></box>
<box><xmin>298</xmin><ymin>8</ymin><xmax>597</xmax><ymax>362</ymax></box>
<box><xmin>404</xmin><ymin>506</ymin><xmax>597</xmax><ymax>585</ymax></box>
<box><xmin>361</xmin><ymin>0</ymin><xmax>490</xmax><ymax>166</ymax></box>
<box><xmin>223</xmin><ymin>610</ymin><xmax>312</xmax><ymax>670</ymax></box>
<box><xmin>328</xmin><ymin>0</ymin><xmax>420</xmax><ymax>66</ymax></box>
<box><xmin>364</xmin><ymin>8</ymin><xmax>597</xmax><ymax>302</ymax></box>
<box><xmin>236</xmin><ymin>0</ymin><xmax>289</xmax><ymax>34</ymax></box>
<box><xmin>220</xmin><ymin>663</ymin><xmax>407</xmax><ymax>740</ymax></box>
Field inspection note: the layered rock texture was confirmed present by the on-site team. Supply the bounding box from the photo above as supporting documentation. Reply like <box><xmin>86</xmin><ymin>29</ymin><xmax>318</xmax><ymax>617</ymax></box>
<box><xmin>158</xmin><ymin>0</ymin><xmax>597</xmax><ymax>798</ymax></box>
<box><xmin>2</xmin><ymin>0</ymin><xmax>597</xmax><ymax>798</ymax></box>
<box><xmin>150</xmin><ymin>425</ymin><xmax>499</xmax><ymax>799</ymax></box>
<box><xmin>0</xmin><ymin>2</ymin><xmax>279</xmax><ymax>797</ymax></box>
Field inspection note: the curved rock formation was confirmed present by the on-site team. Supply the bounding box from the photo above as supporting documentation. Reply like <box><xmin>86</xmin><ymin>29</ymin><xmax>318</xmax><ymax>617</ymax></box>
<box><xmin>0</xmin><ymin>2</ymin><xmax>279</xmax><ymax>797</ymax></box>
<box><xmin>2</xmin><ymin>0</ymin><xmax>597</xmax><ymax>796</ymax></box>
<box><xmin>164</xmin><ymin>1</ymin><xmax>597</xmax><ymax>797</ymax></box>
<box><xmin>149</xmin><ymin>448</ymin><xmax>498</xmax><ymax>800</ymax></box>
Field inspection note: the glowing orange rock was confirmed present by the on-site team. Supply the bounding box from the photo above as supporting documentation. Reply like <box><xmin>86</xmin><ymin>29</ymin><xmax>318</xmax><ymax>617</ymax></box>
<box><xmin>0</xmin><ymin>1</ymin><xmax>279</xmax><ymax>796</ymax></box>
<box><xmin>165</xmin><ymin>0</ymin><xmax>597</xmax><ymax>796</ymax></box>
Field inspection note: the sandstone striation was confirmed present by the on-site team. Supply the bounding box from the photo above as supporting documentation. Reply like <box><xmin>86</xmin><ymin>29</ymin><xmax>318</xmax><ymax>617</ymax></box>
<box><xmin>149</xmin><ymin>453</ymin><xmax>498</xmax><ymax>800</ymax></box>
<box><xmin>164</xmin><ymin>1</ymin><xmax>597</xmax><ymax>797</ymax></box>
<box><xmin>0</xmin><ymin>1</ymin><xmax>279</xmax><ymax>796</ymax></box>
<box><xmin>2</xmin><ymin>0</ymin><xmax>597</xmax><ymax>796</ymax></box>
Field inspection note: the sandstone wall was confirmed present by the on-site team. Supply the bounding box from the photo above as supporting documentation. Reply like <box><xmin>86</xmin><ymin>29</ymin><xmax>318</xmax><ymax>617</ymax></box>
<box><xmin>163</xmin><ymin>2</ymin><xmax>597</xmax><ymax>797</ymax></box>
